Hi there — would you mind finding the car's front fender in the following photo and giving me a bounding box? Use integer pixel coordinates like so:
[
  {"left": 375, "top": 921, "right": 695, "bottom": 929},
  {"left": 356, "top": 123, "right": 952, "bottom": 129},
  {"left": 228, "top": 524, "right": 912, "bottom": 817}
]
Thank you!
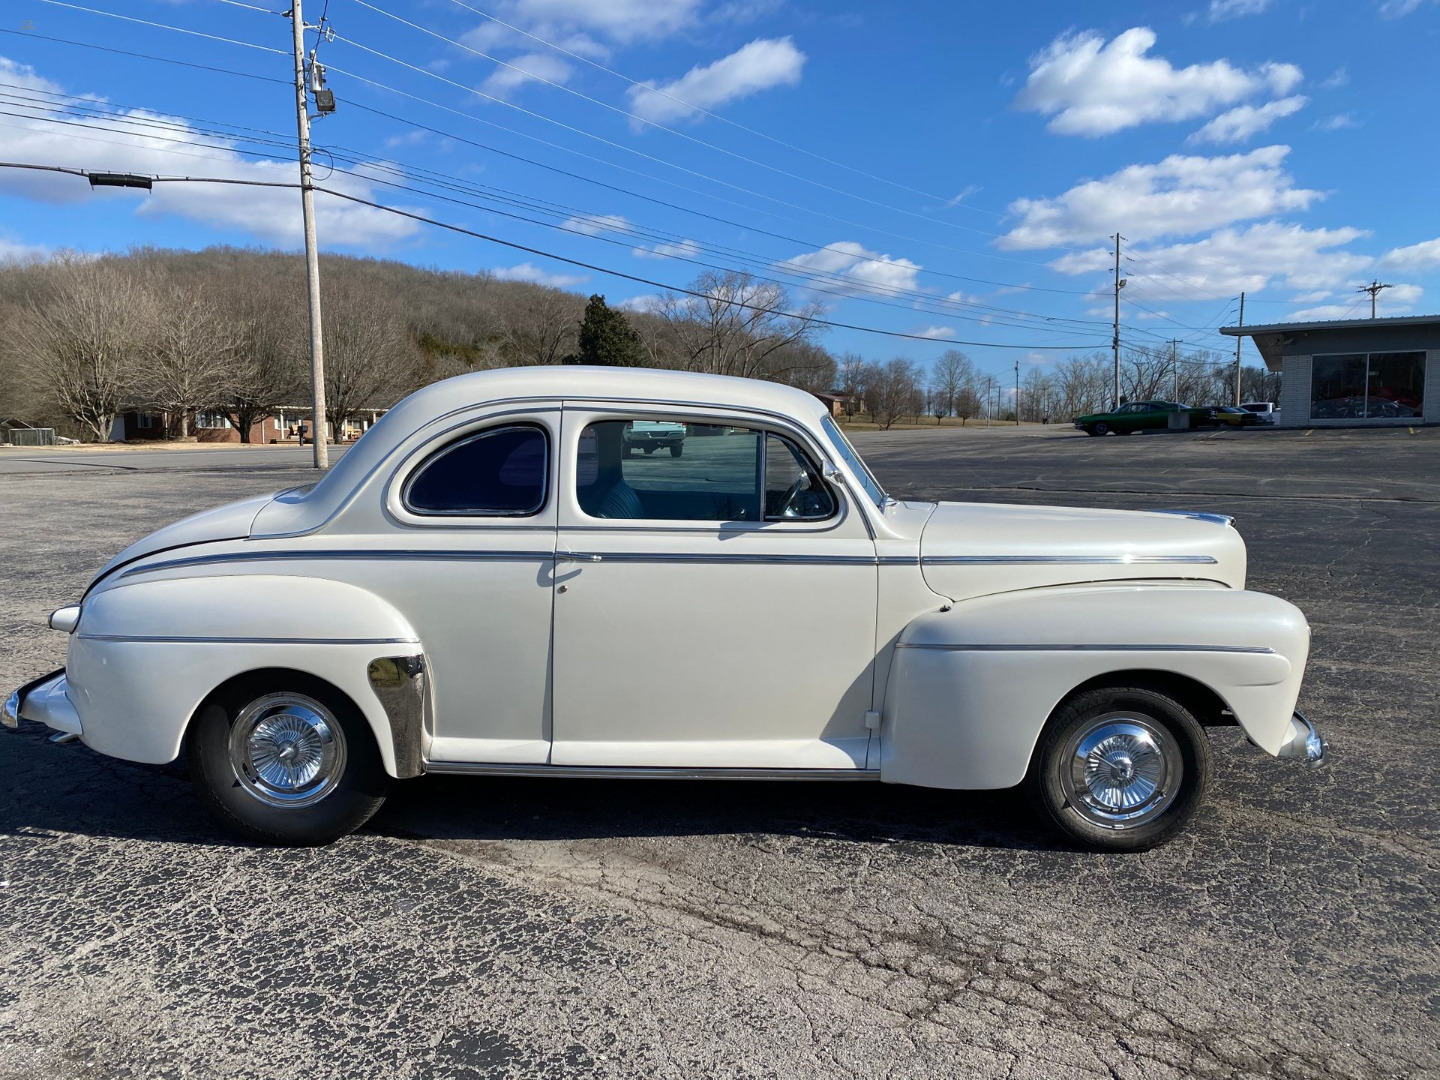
[
  {"left": 878, "top": 583, "right": 1310, "bottom": 790},
  {"left": 66, "top": 575, "right": 427, "bottom": 777}
]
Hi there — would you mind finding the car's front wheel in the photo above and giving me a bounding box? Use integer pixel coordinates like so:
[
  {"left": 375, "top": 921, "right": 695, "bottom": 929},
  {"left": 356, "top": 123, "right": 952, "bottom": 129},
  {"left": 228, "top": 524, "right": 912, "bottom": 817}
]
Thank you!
[
  {"left": 1025, "top": 684, "right": 1211, "bottom": 851},
  {"left": 187, "top": 674, "right": 389, "bottom": 845},
  {"left": 1093, "top": 421, "right": 1110, "bottom": 436}
]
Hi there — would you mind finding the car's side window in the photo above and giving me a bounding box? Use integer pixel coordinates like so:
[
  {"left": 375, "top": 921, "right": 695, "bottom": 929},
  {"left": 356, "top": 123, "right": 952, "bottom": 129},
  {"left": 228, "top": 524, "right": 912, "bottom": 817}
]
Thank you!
[
  {"left": 764, "top": 433, "right": 836, "bottom": 521},
  {"left": 404, "top": 424, "right": 548, "bottom": 516},
  {"left": 575, "top": 420, "right": 834, "bottom": 523}
]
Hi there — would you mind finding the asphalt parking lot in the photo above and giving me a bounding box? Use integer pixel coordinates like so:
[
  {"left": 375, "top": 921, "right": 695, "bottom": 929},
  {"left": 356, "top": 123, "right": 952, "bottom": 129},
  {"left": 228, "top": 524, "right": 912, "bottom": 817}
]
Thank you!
[{"left": 2, "top": 426, "right": 1437, "bottom": 1079}]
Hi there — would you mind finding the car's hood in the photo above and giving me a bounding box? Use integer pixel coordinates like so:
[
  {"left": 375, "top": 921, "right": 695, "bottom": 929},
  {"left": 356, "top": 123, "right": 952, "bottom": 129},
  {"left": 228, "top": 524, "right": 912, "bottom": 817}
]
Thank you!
[
  {"left": 918, "top": 501, "right": 1246, "bottom": 601},
  {"left": 85, "top": 491, "right": 279, "bottom": 595}
]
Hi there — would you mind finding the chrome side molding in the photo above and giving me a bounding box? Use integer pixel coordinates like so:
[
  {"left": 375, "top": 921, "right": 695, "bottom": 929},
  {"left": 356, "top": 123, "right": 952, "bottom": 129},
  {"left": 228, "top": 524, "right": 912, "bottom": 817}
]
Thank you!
[{"left": 424, "top": 762, "right": 881, "bottom": 781}]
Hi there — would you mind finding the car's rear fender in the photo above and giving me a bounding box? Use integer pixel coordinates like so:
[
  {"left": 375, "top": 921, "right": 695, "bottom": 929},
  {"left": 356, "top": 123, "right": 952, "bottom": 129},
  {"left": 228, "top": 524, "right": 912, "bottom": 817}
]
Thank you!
[
  {"left": 66, "top": 575, "right": 428, "bottom": 777},
  {"left": 877, "top": 583, "right": 1310, "bottom": 789}
]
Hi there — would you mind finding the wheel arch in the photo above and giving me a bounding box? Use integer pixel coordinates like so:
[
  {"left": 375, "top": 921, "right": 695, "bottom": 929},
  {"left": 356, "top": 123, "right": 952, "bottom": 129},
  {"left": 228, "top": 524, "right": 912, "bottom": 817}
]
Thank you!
[{"left": 1060, "top": 669, "right": 1236, "bottom": 728}]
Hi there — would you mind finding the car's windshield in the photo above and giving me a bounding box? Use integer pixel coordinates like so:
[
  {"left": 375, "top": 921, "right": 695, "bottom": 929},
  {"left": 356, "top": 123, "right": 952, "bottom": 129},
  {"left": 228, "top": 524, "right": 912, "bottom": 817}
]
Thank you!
[{"left": 821, "top": 415, "right": 887, "bottom": 508}]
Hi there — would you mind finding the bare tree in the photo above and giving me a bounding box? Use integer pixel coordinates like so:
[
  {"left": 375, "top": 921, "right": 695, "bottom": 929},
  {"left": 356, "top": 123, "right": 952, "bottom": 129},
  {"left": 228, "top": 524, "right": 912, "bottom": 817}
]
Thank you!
[
  {"left": 499, "top": 286, "right": 580, "bottom": 366},
  {"left": 658, "top": 271, "right": 821, "bottom": 380},
  {"left": 837, "top": 352, "right": 866, "bottom": 419},
  {"left": 136, "top": 284, "right": 239, "bottom": 437},
  {"left": 217, "top": 283, "right": 304, "bottom": 443},
  {"left": 8, "top": 255, "right": 152, "bottom": 441},
  {"left": 929, "top": 349, "right": 973, "bottom": 422},
  {"left": 321, "top": 277, "right": 417, "bottom": 439},
  {"left": 863, "top": 357, "right": 921, "bottom": 430}
]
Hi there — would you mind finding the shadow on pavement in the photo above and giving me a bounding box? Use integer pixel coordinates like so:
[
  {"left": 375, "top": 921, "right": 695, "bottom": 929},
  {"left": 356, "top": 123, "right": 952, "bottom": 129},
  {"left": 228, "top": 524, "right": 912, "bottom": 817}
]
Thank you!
[{"left": 1, "top": 725, "right": 1064, "bottom": 853}]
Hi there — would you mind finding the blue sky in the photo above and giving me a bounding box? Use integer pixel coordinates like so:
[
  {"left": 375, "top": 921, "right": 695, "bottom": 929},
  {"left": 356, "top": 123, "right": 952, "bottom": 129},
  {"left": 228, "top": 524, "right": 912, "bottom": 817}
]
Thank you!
[{"left": 2, "top": 0, "right": 1438, "bottom": 382}]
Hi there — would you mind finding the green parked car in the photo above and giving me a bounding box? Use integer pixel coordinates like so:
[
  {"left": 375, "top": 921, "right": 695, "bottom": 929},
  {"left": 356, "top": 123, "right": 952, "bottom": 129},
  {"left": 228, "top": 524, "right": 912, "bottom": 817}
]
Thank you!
[{"left": 1073, "top": 400, "right": 1218, "bottom": 436}]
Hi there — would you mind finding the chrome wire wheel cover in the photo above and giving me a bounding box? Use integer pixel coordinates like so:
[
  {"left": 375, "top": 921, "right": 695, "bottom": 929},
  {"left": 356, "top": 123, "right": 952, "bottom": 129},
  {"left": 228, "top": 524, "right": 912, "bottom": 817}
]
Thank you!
[
  {"left": 1058, "top": 715, "right": 1182, "bottom": 830},
  {"left": 228, "top": 693, "right": 347, "bottom": 808}
]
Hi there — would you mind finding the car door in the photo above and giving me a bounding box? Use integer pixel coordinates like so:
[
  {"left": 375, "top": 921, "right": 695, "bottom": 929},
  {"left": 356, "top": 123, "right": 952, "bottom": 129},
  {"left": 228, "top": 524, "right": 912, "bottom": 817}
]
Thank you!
[
  {"left": 549, "top": 406, "right": 880, "bottom": 770},
  {"left": 372, "top": 409, "right": 559, "bottom": 765}
]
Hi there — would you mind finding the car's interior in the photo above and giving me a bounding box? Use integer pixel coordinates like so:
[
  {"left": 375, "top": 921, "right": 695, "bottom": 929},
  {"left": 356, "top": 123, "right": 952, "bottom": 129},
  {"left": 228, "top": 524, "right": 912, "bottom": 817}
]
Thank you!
[{"left": 576, "top": 420, "right": 833, "bottom": 522}]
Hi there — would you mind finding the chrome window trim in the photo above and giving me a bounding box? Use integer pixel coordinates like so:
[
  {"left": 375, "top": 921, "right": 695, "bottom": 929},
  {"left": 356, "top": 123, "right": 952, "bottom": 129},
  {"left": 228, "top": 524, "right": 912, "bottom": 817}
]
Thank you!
[
  {"left": 400, "top": 422, "right": 550, "bottom": 519},
  {"left": 895, "top": 642, "right": 1275, "bottom": 653},
  {"left": 76, "top": 634, "right": 419, "bottom": 645},
  {"left": 554, "top": 552, "right": 881, "bottom": 566},
  {"left": 922, "top": 554, "right": 1218, "bottom": 565}
]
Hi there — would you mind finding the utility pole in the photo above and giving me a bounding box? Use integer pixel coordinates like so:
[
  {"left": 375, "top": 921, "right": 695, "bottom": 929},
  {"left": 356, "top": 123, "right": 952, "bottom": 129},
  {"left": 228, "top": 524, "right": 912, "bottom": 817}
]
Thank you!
[
  {"left": 1170, "top": 339, "right": 1181, "bottom": 402},
  {"left": 984, "top": 375, "right": 994, "bottom": 427},
  {"left": 1233, "top": 291, "right": 1245, "bottom": 406},
  {"left": 1357, "top": 280, "right": 1391, "bottom": 319},
  {"left": 1112, "top": 234, "right": 1126, "bottom": 409},
  {"left": 289, "top": 0, "right": 328, "bottom": 469},
  {"left": 1014, "top": 360, "right": 1020, "bottom": 425}
]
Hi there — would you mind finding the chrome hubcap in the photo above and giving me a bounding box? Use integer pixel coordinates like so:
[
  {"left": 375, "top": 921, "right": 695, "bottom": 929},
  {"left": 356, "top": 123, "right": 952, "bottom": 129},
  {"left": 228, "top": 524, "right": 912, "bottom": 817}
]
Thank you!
[
  {"left": 1059, "top": 716, "right": 1181, "bottom": 830},
  {"left": 228, "top": 693, "right": 346, "bottom": 808}
]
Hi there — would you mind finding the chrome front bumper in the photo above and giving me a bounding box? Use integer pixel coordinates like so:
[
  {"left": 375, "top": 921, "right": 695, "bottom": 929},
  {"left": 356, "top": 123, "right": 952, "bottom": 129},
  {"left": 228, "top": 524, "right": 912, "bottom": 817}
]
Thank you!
[
  {"left": 1275, "top": 710, "right": 1327, "bottom": 766},
  {"left": 3, "top": 669, "right": 81, "bottom": 736}
]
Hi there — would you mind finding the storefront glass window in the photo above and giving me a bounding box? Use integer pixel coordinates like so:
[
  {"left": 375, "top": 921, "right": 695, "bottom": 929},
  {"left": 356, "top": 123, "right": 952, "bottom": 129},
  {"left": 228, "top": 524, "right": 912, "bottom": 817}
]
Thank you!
[
  {"left": 1310, "top": 354, "right": 1367, "bottom": 419},
  {"left": 1367, "top": 352, "right": 1424, "bottom": 419}
]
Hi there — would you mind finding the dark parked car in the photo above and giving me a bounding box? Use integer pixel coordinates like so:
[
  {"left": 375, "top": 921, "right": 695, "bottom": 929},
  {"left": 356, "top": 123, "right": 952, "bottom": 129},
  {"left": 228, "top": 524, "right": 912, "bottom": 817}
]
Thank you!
[{"left": 1073, "top": 401, "right": 1217, "bottom": 436}]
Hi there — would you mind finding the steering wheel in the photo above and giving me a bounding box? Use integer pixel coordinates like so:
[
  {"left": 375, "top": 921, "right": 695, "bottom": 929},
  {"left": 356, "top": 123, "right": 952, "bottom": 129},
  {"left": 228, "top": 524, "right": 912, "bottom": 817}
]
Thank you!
[{"left": 777, "top": 474, "right": 809, "bottom": 518}]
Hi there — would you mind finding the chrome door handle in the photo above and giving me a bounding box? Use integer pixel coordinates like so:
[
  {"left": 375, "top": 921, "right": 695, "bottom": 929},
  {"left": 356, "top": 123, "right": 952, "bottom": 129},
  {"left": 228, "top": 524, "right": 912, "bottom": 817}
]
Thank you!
[{"left": 556, "top": 552, "right": 602, "bottom": 562}]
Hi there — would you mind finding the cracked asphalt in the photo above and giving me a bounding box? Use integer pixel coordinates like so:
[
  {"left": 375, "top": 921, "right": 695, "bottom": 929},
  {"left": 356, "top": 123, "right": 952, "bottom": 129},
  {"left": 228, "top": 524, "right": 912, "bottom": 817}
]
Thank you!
[{"left": 2, "top": 426, "right": 1437, "bottom": 1079}]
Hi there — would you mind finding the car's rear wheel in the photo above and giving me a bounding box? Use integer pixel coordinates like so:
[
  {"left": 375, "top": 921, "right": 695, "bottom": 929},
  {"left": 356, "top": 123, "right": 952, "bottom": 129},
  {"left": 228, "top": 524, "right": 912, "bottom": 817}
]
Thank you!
[
  {"left": 1025, "top": 684, "right": 1210, "bottom": 852},
  {"left": 187, "top": 674, "right": 389, "bottom": 845},
  {"left": 1093, "top": 421, "right": 1109, "bottom": 436},
  {"left": 670, "top": 443, "right": 683, "bottom": 457}
]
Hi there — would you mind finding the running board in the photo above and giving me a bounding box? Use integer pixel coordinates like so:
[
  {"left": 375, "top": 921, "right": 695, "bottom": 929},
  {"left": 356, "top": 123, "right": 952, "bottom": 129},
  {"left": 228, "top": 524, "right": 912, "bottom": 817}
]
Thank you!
[{"left": 422, "top": 762, "right": 881, "bottom": 782}]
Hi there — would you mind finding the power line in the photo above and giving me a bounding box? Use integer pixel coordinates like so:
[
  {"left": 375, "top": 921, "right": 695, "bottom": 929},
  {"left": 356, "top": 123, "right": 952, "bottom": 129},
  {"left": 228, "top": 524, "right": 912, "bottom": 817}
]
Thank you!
[
  {"left": 5, "top": 23, "right": 1100, "bottom": 302},
  {"left": 446, "top": 0, "right": 1009, "bottom": 224},
  {"left": 350, "top": 0, "right": 1010, "bottom": 243},
  {"left": 0, "top": 27, "right": 289, "bottom": 85},
  {"left": 0, "top": 85, "right": 1107, "bottom": 333},
  {"left": 0, "top": 159, "right": 1106, "bottom": 351},
  {"left": 322, "top": 35, "right": 1064, "bottom": 271},
  {"left": 34, "top": 0, "right": 287, "bottom": 55}
]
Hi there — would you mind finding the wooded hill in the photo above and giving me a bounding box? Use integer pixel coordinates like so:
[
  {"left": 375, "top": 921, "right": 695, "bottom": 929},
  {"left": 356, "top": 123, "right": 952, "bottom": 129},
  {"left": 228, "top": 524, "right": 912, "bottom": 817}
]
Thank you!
[{"left": 0, "top": 246, "right": 837, "bottom": 441}]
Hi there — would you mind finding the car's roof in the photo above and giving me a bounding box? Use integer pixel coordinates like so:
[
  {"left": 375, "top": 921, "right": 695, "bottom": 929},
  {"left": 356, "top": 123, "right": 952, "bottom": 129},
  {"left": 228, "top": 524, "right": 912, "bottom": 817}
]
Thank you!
[{"left": 397, "top": 365, "right": 829, "bottom": 419}]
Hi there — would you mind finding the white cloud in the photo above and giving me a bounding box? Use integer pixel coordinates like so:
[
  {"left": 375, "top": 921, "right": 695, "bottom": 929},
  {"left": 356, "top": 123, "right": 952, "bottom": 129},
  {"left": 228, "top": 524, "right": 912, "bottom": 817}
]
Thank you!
[
  {"left": 561, "top": 213, "right": 632, "bottom": 236},
  {"left": 462, "top": 0, "right": 704, "bottom": 52},
  {"left": 1287, "top": 303, "right": 1361, "bottom": 320},
  {"left": 490, "top": 262, "right": 588, "bottom": 287},
  {"left": 1378, "top": 0, "right": 1436, "bottom": 17},
  {"left": 1051, "top": 222, "right": 1373, "bottom": 300},
  {"left": 1189, "top": 95, "right": 1307, "bottom": 143},
  {"left": 1015, "top": 27, "right": 1302, "bottom": 136},
  {"left": 1312, "top": 112, "right": 1360, "bottom": 131},
  {"left": 616, "top": 293, "right": 660, "bottom": 312},
  {"left": 914, "top": 326, "right": 957, "bottom": 339},
  {"left": 1001, "top": 145, "right": 1320, "bottom": 250},
  {"left": 776, "top": 241, "right": 922, "bottom": 296},
  {"left": 1381, "top": 236, "right": 1440, "bottom": 271},
  {"left": 632, "top": 239, "right": 702, "bottom": 260},
  {"left": 946, "top": 184, "right": 980, "bottom": 207},
  {"left": 480, "top": 51, "right": 574, "bottom": 99},
  {"left": 1208, "top": 0, "right": 1271, "bottom": 20},
  {"left": 628, "top": 38, "right": 805, "bottom": 124},
  {"left": 0, "top": 59, "right": 416, "bottom": 249},
  {"left": 1319, "top": 67, "right": 1349, "bottom": 89},
  {"left": 0, "top": 234, "right": 47, "bottom": 263},
  {"left": 1289, "top": 289, "right": 1335, "bottom": 304}
]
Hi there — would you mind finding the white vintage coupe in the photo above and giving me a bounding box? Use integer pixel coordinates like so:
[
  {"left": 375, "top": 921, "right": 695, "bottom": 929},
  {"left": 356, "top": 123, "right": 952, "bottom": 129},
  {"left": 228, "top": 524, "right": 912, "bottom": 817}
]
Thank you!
[{"left": 4, "top": 368, "right": 1325, "bottom": 850}]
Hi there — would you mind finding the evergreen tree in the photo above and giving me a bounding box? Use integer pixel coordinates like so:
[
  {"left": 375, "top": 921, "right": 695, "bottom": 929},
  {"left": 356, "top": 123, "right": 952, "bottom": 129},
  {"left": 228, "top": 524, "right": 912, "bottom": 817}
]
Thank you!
[{"left": 570, "top": 294, "right": 646, "bottom": 367}]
